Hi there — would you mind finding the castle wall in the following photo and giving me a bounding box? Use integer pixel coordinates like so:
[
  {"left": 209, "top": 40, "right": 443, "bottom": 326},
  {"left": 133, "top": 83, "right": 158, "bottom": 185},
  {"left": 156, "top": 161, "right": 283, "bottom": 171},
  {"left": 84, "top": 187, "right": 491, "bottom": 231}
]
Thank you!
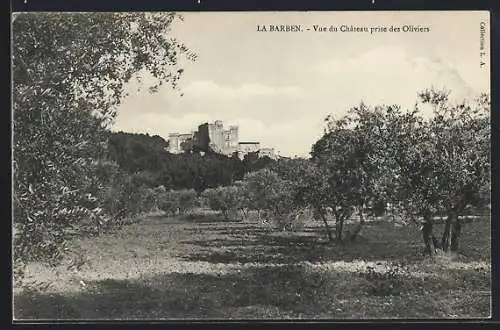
[
  {"left": 178, "top": 133, "right": 193, "bottom": 152},
  {"left": 238, "top": 142, "right": 260, "bottom": 154},
  {"left": 223, "top": 130, "right": 231, "bottom": 149},
  {"left": 259, "top": 147, "right": 276, "bottom": 159}
]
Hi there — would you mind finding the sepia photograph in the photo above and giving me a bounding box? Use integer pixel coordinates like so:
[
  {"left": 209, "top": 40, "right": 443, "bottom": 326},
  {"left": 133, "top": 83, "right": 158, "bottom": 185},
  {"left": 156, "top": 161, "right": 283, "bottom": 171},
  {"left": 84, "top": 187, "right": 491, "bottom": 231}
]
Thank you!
[{"left": 12, "top": 11, "right": 491, "bottom": 320}]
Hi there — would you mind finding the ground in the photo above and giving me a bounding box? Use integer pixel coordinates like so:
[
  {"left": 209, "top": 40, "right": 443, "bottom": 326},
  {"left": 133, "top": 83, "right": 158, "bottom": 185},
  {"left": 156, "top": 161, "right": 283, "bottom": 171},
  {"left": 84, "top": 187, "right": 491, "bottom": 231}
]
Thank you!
[{"left": 13, "top": 211, "right": 491, "bottom": 320}]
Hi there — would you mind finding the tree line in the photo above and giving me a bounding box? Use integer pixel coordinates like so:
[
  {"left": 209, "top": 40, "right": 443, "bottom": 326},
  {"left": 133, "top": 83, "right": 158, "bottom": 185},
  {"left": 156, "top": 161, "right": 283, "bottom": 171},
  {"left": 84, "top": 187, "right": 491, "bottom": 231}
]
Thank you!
[{"left": 106, "top": 131, "right": 275, "bottom": 192}]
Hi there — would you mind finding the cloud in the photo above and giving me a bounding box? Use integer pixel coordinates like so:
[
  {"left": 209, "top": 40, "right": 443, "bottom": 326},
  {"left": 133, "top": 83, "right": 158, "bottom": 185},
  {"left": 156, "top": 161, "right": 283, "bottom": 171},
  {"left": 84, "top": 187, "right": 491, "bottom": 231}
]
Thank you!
[
  {"left": 228, "top": 116, "right": 326, "bottom": 157},
  {"left": 113, "top": 42, "right": 487, "bottom": 158},
  {"left": 311, "top": 45, "right": 478, "bottom": 111},
  {"left": 182, "top": 80, "right": 304, "bottom": 99}
]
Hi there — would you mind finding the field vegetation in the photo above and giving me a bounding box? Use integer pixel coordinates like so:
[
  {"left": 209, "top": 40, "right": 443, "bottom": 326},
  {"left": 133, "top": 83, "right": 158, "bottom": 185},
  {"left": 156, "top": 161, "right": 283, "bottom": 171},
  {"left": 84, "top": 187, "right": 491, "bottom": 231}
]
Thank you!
[{"left": 14, "top": 211, "right": 490, "bottom": 319}]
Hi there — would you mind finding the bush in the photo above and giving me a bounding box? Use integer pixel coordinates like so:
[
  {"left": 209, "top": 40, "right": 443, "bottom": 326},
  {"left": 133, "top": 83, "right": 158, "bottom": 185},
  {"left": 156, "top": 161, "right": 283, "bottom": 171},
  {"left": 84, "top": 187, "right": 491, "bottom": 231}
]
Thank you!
[
  {"left": 202, "top": 186, "right": 242, "bottom": 221},
  {"left": 177, "top": 189, "right": 198, "bottom": 214},
  {"left": 138, "top": 186, "right": 157, "bottom": 213},
  {"left": 99, "top": 171, "right": 157, "bottom": 227},
  {"left": 157, "top": 189, "right": 198, "bottom": 216},
  {"left": 244, "top": 168, "right": 297, "bottom": 227}
]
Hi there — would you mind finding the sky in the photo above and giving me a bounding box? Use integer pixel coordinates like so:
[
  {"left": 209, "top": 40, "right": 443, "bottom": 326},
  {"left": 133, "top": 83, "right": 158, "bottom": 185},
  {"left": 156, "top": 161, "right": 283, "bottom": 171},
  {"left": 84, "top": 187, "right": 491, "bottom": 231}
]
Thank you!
[{"left": 112, "top": 11, "right": 490, "bottom": 157}]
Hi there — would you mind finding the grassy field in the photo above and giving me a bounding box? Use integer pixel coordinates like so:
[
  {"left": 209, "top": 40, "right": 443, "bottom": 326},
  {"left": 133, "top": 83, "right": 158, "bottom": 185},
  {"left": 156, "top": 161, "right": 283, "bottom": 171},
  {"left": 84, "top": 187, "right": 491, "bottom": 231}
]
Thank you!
[{"left": 13, "top": 211, "right": 491, "bottom": 320}]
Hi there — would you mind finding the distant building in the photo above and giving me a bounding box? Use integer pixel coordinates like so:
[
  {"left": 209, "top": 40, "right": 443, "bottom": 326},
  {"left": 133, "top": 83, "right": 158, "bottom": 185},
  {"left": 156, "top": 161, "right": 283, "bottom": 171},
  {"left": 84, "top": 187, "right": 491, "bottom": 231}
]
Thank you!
[
  {"left": 234, "top": 142, "right": 259, "bottom": 160},
  {"left": 167, "top": 120, "right": 274, "bottom": 159},
  {"left": 259, "top": 147, "right": 276, "bottom": 159},
  {"left": 196, "top": 121, "right": 239, "bottom": 155},
  {"left": 167, "top": 133, "right": 180, "bottom": 153},
  {"left": 238, "top": 141, "right": 260, "bottom": 153},
  {"left": 167, "top": 132, "right": 195, "bottom": 154}
]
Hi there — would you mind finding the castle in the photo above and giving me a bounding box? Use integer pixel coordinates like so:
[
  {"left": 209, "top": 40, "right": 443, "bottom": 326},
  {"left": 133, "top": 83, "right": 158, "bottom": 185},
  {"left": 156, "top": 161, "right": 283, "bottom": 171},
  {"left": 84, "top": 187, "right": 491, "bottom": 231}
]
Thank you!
[{"left": 167, "top": 120, "right": 276, "bottom": 159}]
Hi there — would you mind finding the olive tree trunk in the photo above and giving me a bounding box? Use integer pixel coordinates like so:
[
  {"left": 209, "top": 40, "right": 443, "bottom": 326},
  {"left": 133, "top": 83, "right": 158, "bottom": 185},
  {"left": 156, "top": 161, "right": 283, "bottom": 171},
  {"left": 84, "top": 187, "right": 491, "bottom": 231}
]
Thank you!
[
  {"left": 422, "top": 214, "right": 437, "bottom": 255},
  {"left": 442, "top": 211, "right": 457, "bottom": 252},
  {"left": 335, "top": 215, "right": 344, "bottom": 242},
  {"left": 348, "top": 209, "right": 366, "bottom": 242},
  {"left": 450, "top": 217, "right": 462, "bottom": 252},
  {"left": 317, "top": 208, "right": 334, "bottom": 242}
]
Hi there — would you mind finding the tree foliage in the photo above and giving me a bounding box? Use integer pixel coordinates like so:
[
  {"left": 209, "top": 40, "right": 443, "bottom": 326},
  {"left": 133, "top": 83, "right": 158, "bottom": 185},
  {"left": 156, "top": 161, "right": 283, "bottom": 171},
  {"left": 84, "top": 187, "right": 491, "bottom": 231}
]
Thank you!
[
  {"left": 157, "top": 189, "right": 198, "bottom": 216},
  {"left": 106, "top": 131, "right": 277, "bottom": 192},
  {"left": 309, "top": 89, "right": 490, "bottom": 251},
  {"left": 12, "top": 12, "right": 195, "bottom": 273},
  {"left": 243, "top": 168, "right": 302, "bottom": 230},
  {"left": 393, "top": 89, "right": 490, "bottom": 253},
  {"left": 202, "top": 186, "right": 242, "bottom": 221}
]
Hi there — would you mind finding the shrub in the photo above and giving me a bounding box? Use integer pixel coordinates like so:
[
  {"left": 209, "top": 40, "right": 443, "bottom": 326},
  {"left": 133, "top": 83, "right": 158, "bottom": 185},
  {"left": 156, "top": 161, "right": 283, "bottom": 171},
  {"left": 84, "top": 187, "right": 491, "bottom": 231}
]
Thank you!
[
  {"left": 202, "top": 186, "right": 242, "bottom": 221},
  {"left": 245, "top": 169, "right": 295, "bottom": 215},
  {"left": 14, "top": 159, "right": 108, "bottom": 268},
  {"left": 177, "top": 189, "right": 198, "bottom": 214},
  {"left": 157, "top": 191, "right": 178, "bottom": 215},
  {"left": 157, "top": 189, "right": 198, "bottom": 216},
  {"left": 99, "top": 171, "right": 156, "bottom": 227}
]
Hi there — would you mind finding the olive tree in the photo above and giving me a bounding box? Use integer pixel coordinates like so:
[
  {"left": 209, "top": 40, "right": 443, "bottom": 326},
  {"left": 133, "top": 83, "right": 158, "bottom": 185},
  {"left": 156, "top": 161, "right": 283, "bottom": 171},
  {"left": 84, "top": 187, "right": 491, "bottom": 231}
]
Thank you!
[
  {"left": 12, "top": 12, "right": 195, "bottom": 278},
  {"left": 202, "top": 186, "right": 242, "bottom": 221},
  {"left": 414, "top": 89, "right": 489, "bottom": 253},
  {"left": 381, "top": 89, "right": 490, "bottom": 254},
  {"left": 157, "top": 189, "right": 198, "bottom": 216},
  {"left": 244, "top": 168, "right": 298, "bottom": 230},
  {"left": 311, "top": 103, "right": 384, "bottom": 241},
  {"left": 272, "top": 157, "right": 333, "bottom": 239}
]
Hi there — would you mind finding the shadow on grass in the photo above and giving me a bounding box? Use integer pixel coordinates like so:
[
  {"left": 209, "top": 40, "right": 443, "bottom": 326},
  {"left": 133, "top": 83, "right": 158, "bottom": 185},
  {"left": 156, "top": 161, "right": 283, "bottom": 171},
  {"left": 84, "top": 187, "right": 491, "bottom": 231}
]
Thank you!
[
  {"left": 145, "top": 211, "right": 237, "bottom": 225},
  {"left": 14, "top": 263, "right": 491, "bottom": 320},
  {"left": 13, "top": 265, "right": 323, "bottom": 320},
  {"left": 180, "top": 218, "right": 491, "bottom": 264},
  {"left": 180, "top": 222, "right": 424, "bottom": 264}
]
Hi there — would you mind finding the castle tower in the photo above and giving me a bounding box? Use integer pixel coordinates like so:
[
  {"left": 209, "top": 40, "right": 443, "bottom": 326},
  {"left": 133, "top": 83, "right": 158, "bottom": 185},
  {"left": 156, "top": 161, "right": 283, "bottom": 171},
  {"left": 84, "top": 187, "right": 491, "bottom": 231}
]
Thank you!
[
  {"left": 209, "top": 120, "right": 225, "bottom": 152},
  {"left": 196, "top": 123, "right": 210, "bottom": 151},
  {"left": 229, "top": 125, "right": 239, "bottom": 147},
  {"left": 168, "top": 133, "right": 180, "bottom": 153}
]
